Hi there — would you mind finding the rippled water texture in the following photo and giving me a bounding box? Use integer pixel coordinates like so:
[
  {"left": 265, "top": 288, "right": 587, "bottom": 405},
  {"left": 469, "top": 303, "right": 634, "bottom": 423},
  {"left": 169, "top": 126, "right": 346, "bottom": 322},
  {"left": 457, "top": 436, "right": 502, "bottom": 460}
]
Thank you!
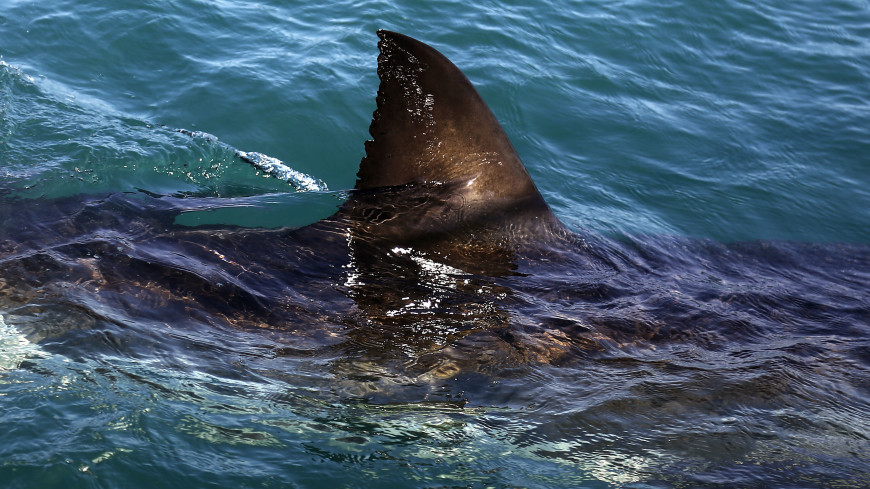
[{"left": 2, "top": 1, "right": 869, "bottom": 488}]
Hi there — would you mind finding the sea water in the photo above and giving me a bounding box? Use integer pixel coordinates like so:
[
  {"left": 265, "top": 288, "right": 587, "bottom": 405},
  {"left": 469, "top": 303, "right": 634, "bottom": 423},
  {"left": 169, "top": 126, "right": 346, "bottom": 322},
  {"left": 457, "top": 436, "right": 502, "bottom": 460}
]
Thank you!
[{"left": 1, "top": 1, "right": 869, "bottom": 487}]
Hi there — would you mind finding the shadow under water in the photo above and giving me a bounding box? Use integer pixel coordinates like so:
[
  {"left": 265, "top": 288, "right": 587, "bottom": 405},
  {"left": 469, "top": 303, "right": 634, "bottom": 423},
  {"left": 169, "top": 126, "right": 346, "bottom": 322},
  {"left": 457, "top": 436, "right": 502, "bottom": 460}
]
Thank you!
[{"left": 0, "top": 189, "right": 868, "bottom": 487}]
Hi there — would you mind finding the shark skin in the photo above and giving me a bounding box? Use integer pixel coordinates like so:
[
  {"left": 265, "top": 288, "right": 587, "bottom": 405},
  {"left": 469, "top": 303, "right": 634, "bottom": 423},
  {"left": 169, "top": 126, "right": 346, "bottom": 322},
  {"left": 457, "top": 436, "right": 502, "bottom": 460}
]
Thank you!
[{"left": 0, "top": 31, "right": 867, "bottom": 394}]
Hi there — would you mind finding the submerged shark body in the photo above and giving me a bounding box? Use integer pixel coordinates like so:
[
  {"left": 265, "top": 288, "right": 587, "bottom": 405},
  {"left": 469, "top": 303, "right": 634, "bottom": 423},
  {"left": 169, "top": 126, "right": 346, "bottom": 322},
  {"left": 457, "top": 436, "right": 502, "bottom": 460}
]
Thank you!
[{"left": 0, "top": 31, "right": 868, "bottom": 393}]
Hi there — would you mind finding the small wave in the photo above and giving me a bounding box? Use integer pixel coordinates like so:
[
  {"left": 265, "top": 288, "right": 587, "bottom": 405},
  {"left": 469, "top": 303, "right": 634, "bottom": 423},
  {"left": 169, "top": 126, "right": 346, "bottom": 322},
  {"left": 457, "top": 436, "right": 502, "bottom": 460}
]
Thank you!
[
  {"left": 0, "top": 59, "right": 36, "bottom": 84},
  {"left": 0, "top": 314, "right": 49, "bottom": 371},
  {"left": 236, "top": 151, "right": 327, "bottom": 192},
  {"left": 175, "top": 128, "right": 327, "bottom": 192}
]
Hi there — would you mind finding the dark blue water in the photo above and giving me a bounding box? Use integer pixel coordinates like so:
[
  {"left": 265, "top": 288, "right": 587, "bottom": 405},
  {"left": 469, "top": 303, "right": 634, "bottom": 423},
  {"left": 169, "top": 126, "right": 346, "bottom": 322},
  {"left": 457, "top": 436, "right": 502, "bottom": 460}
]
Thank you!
[{"left": 2, "top": 1, "right": 869, "bottom": 488}]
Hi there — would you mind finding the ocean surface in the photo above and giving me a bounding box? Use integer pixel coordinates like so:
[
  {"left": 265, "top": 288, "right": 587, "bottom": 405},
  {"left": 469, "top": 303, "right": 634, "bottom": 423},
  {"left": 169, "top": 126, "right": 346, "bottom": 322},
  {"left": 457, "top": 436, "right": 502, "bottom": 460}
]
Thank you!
[{"left": 1, "top": 1, "right": 869, "bottom": 488}]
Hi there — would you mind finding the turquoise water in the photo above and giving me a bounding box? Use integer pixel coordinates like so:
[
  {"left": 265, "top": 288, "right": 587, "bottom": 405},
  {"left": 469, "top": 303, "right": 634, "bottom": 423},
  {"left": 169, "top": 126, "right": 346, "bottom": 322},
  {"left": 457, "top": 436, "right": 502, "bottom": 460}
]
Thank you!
[{"left": 2, "top": 1, "right": 869, "bottom": 488}]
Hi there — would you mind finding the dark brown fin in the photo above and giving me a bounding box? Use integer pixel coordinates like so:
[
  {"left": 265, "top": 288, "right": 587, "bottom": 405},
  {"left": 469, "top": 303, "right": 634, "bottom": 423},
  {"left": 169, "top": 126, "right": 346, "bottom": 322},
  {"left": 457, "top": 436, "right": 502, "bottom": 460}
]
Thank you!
[{"left": 356, "top": 30, "right": 545, "bottom": 208}]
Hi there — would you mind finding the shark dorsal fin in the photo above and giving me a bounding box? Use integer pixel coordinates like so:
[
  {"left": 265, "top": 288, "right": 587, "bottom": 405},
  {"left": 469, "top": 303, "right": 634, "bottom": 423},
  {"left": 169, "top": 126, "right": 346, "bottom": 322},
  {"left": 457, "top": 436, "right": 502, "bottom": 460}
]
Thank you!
[{"left": 356, "top": 31, "right": 545, "bottom": 209}]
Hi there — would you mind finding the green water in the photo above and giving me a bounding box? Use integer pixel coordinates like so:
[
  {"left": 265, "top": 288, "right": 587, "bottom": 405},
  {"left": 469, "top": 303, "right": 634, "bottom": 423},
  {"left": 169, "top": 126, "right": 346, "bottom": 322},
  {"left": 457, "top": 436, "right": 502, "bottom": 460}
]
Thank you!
[
  {"left": 1, "top": 1, "right": 869, "bottom": 488},
  {"left": 3, "top": 0, "right": 868, "bottom": 241}
]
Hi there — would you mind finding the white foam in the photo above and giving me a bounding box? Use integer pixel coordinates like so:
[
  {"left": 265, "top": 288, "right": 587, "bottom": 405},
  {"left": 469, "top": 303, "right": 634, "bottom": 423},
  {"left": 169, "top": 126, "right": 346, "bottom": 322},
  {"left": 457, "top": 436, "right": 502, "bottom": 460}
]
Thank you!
[
  {"left": 175, "top": 128, "right": 327, "bottom": 192},
  {"left": 0, "top": 314, "right": 48, "bottom": 371},
  {"left": 237, "top": 151, "right": 327, "bottom": 192}
]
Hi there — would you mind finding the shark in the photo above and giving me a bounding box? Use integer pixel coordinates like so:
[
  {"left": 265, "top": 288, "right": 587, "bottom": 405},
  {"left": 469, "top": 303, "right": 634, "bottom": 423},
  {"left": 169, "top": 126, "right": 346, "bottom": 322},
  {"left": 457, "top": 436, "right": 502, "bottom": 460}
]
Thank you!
[
  {"left": 2, "top": 30, "right": 868, "bottom": 487},
  {"left": 0, "top": 30, "right": 867, "bottom": 394}
]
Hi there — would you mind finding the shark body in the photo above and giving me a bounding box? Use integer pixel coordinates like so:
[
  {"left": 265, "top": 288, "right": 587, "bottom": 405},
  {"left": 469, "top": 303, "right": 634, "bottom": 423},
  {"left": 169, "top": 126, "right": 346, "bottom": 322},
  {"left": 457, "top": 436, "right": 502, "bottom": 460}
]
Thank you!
[{"left": 0, "top": 31, "right": 867, "bottom": 392}]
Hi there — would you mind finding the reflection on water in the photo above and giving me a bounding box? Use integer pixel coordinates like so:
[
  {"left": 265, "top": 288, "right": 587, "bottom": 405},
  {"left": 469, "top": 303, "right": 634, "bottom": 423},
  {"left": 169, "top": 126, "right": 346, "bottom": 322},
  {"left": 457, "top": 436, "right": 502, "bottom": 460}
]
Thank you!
[{"left": 1, "top": 191, "right": 869, "bottom": 487}]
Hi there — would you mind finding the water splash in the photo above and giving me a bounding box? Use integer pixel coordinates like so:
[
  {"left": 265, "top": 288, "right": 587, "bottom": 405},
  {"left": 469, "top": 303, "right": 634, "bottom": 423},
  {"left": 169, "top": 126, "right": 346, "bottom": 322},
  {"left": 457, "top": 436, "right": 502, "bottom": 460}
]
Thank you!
[
  {"left": 0, "top": 314, "right": 49, "bottom": 371},
  {"left": 176, "top": 128, "right": 327, "bottom": 192},
  {"left": 236, "top": 151, "right": 328, "bottom": 192}
]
